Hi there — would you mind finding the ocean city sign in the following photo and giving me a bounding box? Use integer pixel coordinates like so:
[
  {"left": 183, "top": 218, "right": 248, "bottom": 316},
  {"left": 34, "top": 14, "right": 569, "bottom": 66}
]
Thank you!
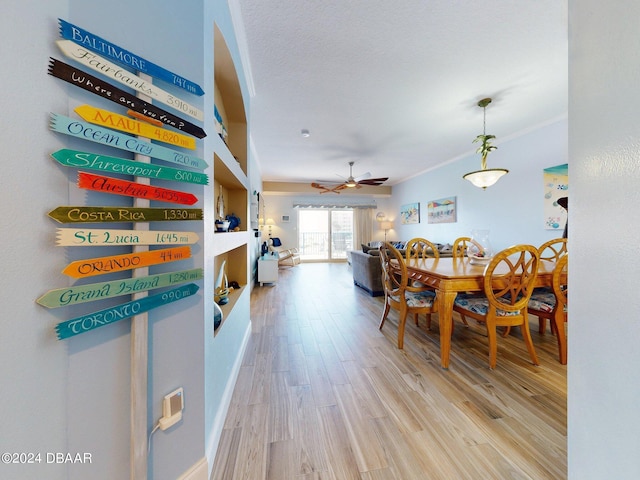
[
  {"left": 37, "top": 268, "right": 203, "bottom": 308},
  {"left": 55, "top": 283, "right": 200, "bottom": 340},
  {"left": 56, "top": 228, "right": 199, "bottom": 247},
  {"left": 51, "top": 149, "right": 208, "bottom": 185},
  {"left": 77, "top": 172, "right": 198, "bottom": 205},
  {"left": 50, "top": 114, "right": 207, "bottom": 170},
  {"left": 48, "top": 206, "right": 203, "bottom": 224}
]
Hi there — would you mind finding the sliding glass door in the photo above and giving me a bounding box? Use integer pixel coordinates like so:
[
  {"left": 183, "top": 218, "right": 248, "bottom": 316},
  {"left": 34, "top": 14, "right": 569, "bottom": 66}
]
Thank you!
[{"left": 298, "top": 209, "right": 353, "bottom": 261}]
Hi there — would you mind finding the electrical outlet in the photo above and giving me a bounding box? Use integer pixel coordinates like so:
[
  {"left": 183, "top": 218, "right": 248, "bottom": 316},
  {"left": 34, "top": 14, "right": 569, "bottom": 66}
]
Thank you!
[{"left": 158, "top": 387, "right": 184, "bottom": 431}]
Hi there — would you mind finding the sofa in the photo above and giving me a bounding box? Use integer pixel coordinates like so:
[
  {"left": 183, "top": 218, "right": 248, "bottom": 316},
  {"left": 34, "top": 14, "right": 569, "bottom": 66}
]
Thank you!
[{"left": 350, "top": 241, "right": 454, "bottom": 296}]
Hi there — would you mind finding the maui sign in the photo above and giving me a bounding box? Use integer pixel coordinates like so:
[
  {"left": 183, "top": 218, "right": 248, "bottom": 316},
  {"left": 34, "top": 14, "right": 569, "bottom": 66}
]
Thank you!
[{"left": 55, "top": 283, "right": 200, "bottom": 340}]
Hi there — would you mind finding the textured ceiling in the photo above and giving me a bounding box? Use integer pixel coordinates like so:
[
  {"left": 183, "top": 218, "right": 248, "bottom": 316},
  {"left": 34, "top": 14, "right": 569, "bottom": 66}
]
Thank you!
[{"left": 235, "top": 0, "right": 568, "bottom": 188}]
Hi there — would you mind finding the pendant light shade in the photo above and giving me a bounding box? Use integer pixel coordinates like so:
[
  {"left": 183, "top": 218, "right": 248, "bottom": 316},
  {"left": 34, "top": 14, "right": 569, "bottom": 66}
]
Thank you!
[{"left": 463, "top": 98, "right": 508, "bottom": 189}]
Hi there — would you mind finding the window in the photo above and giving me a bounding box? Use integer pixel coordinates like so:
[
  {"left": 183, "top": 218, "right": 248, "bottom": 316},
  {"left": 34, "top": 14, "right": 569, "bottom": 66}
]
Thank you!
[{"left": 298, "top": 209, "right": 353, "bottom": 260}]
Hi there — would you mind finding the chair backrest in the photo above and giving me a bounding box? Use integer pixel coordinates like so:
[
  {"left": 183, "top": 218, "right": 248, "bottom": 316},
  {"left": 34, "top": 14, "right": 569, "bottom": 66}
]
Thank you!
[
  {"left": 538, "top": 238, "right": 567, "bottom": 261},
  {"left": 552, "top": 253, "right": 568, "bottom": 309},
  {"left": 452, "top": 237, "right": 471, "bottom": 259},
  {"left": 405, "top": 237, "right": 440, "bottom": 261},
  {"left": 380, "top": 242, "right": 407, "bottom": 297},
  {"left": 483, "top": 244, "right": 540, "bottom": 313}
]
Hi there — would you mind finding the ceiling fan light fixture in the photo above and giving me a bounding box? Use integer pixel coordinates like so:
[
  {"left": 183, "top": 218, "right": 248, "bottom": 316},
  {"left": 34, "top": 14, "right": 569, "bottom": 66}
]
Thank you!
[{"left": 463, "top": 97, "right": 508, "bottom": 189}]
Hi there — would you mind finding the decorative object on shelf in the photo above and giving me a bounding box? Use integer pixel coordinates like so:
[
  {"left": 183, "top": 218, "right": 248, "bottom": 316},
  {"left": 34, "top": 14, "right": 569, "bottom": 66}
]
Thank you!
[
  {"left": 467, "top": 229, "right": 493, "bottom": 265},
  {"left": 463, "top": 98, "right": 509, "bottom": 189},
  {"left": 213, "top": 302, "right": 223, "bottom": 330},
  {"left": 214, "top": 105, "right": 228, "bottom": 143},
  {"left": 400, "top": 203, "right": 420, "bottom": 224},
  {"left": 215, "top": 220, "right": 230, "bottom": 232},
  {"left": 215, "top": 260, "right": 229, "bottom": 305},
  {"left": 380, "top": 221, "right": 393, "bottom": 242},
  {"left": 261, "top": 242, "right": 269, "bottom": 256},
  {"left": 226, "top": 213, "right": 241, "bottom": 231},
  {"left": 427, "top": 196, "right": 457, "bottom": 224},
  {"left": 216, "top": 184, "right": 225, "bottom": 222}
]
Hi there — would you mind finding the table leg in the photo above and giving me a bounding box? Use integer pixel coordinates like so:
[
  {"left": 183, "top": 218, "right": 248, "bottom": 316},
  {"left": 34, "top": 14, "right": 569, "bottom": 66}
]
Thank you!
[{"left": 438, "top": 289, "right": 457, "bottom": 369}]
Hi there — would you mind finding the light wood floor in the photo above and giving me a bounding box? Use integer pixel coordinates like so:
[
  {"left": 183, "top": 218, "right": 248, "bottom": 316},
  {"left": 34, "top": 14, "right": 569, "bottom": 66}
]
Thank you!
[{"left": 210, "top": 263, "right": 567, "bottom": 480}]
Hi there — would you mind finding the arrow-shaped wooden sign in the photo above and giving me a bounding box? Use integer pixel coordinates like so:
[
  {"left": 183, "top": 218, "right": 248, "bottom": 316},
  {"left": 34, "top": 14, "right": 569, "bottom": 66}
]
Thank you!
[
  {"left": 62, "top": 246, "right": 191, "bottom": 279},
  {"left": 77, "top": 172, "right": 198, "bottom": 205},
  {"left": 58, "top": 19, "right": 204, "bottom": 96},
  {"left": 50, "top": 114, "right": 208, "bottom": 170},
  {"left": 55, "top": 283, "right": 200, "bottom": 339},
  {"left": 48, "top": 58, "right": 206, "bottom": 138},
  {"left": 75, "top": 105, "right": 196, "bottom": 150},
  {"left": 56, "top": 39, "right": 204, "bottom": 121},
  {"left": 56, "top": 228, "right": 199, "bottom": 246},
  {"left": 48, "top": 206, "right": 203, "bottom": 224},
  {"left": 37, "top": 268, "right": 203, "bottom": 308},
  {"left": 51, "top": 149, "right": 208, "bottom": 185}
]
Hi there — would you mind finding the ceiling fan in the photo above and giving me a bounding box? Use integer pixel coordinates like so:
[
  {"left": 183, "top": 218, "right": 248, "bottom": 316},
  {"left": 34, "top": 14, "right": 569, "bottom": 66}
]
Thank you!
[{"left": 311, "top": 161, "right": 388, "bottom": 194}]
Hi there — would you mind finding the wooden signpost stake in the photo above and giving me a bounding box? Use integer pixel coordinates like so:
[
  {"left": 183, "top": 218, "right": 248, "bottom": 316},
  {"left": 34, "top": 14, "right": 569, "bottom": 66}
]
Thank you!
[{"left": 55, "top": 283, "right": 200, "bottom": 340}]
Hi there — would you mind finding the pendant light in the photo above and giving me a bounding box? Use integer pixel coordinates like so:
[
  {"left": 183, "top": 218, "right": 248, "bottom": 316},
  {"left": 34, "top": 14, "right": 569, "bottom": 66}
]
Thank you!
[{"left": 463, "top": 98, "right": 508, "bottom": 189}]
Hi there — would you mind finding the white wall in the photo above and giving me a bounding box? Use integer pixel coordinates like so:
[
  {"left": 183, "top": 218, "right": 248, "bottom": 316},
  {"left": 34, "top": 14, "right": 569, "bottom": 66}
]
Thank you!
[{"left": 569, "top": 1, "right": 640, "bottom": 478}]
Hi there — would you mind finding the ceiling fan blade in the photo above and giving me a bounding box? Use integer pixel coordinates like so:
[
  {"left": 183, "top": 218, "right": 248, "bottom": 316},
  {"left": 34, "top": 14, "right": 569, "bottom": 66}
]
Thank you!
[
  {"left": 358, "top": 177, "right": 389, "bottom": 186},
  {"left": 354, "top": 172, "right": 371, "bottom": 182}
]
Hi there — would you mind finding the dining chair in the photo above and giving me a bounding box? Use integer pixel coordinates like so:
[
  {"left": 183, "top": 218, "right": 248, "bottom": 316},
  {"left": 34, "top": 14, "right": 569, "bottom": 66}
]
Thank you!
[
  {"left": 527, "top": 254, "right": 568, "bottom": 364},
  {"left": 452, "top": 236, "right": 471, "bottom": 259},
  {"left": 532, "top": 237, "right": 567, "bottom": 333},
  {"left": 405, "top": 237, "right": 440, "bottom": 261},
  {"left": 379, "top": 242, "right": 438, "bottom": 349},
  {"left": 452, "top": 244, "right": 540, "bottom": 369}
]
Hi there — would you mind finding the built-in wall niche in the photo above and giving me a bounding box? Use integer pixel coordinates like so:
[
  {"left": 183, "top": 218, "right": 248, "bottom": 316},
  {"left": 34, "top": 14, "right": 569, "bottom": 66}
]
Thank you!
[
  {"left": 214, "top": 24, "right": 247, "bottom": 176},
  {"left": 213, "top": 153, "right": 247, "bottom": 232},
  {"left": 213, "top": 244, "right": 247, "bottom": 333}
]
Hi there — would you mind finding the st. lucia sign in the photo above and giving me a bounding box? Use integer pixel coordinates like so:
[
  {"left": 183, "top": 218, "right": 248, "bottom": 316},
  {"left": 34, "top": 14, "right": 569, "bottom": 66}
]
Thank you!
[
  {"left": 77, "top": 172, "right": 198, "bottom": 205},
  {"left": 51, "top": 149, "right": 208, "bottom": 185},
  {"left": 50, "top": 114, "right": 207, "bottom": 170},
  {"left": 55, "top": 283, "right": 200, "bottom": 339},
  {"left": 56, "top": 40, "right": 204, "bottom": 121},
  {"left": 37, "top": 268, "right": 203, "bottom": 308},
  {"left": 56, "top": 228, "right": 199, "bottom": 247},
  {"left": 62, "top": 246, "right": 191, "bottom": 279},
  {"left": 48, "top": 206, "right": 203, "bottom": 224},
  {"left": 58, "top": 19, "right": 204, "bottom": 96},
  {"left": 48, "top": 59, "right": 206, "bottom": 138},
  {"left": 75, "top": 105, "right": 196, "bottom": 150}
]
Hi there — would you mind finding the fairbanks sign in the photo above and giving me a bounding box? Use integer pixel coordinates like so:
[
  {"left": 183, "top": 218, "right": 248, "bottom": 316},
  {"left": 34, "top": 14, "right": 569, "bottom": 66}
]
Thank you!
[
  {"left": 37, "top": 268, "right": 203, "bottom": 308},
  {"left": 48, "top": 206, "right": 203, "bottom": 224},
  {"left": 62, "top": 246, "right": 191, "bottom": 279},
  {"left": 50, "top": 114, "right": 207, "bottom": 170},
  {"left": 48, "top": 58, "right": 206, "bottom": 138},
  {"left": 51, "top": 149, "right": 208, "bottom": 185},
  {"left": 77, "top": 172, "right": 198, "bottom": 205},
  {"left": 56, "top": 39, "right": 204, "bottom": 121},
  {"left": 55, "top": 283, "right": 200, "bottom": 340},
  {"left": 59, "top": 19, "right": 204, "bottom": 96}
]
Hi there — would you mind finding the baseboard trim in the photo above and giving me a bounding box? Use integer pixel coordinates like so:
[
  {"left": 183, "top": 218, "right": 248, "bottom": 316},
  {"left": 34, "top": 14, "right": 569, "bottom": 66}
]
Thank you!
[{"left": 178, "top": 456, "right": 208, "bottom": 480}]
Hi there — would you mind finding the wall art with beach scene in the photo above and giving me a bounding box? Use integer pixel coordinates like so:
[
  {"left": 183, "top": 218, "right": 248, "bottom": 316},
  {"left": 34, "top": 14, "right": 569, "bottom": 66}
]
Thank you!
[
  {"left": 427, "top": 196, "right": 457, "bottom": 224},
  {"left": 400, "top": 202, "right": 420, "bottom": 224},
  {"left": 543, "top": 164, "right": 568, "bottom": 231}
]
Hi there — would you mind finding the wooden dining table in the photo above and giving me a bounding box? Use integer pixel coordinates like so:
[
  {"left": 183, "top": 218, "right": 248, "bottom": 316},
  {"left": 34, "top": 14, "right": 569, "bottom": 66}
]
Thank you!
[{"left": 402, "top": 256, "right": 556, "bottom": 369}]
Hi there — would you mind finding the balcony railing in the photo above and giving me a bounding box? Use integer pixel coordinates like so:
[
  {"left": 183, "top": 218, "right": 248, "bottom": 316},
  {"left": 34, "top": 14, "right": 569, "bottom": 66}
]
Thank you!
[{"left": 299, "top": 232, "right": 353, "bottom": 260}]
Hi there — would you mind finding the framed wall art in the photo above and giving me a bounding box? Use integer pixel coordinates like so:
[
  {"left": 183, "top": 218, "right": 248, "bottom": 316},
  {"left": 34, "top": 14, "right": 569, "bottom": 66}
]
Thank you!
[
  {"left": 400, "top": 202, "right": 420, "bottom": 224},
  {"left": 543, "top": 164, "right": 568, "bottom": 231},
  {"left": 427, "top": 196, "right": 457, "bottom": 224}
]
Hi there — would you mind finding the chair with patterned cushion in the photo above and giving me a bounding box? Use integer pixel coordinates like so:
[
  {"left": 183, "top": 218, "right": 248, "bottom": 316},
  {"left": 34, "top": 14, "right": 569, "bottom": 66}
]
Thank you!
[
  {"left": 379, "top": 242, "right": 437, "bottom": 349},
  {"left": 528, "top": 254, "right": 568, "bottom": 364},
  {"left": 452, "top": 236, "right": 472, "bottom": 259},
  {"left": 452, "top": 244, "right": 540, "bottom": 369},
  {"left": 532, "top": 238, "right": 567, "bottom": 333}
]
